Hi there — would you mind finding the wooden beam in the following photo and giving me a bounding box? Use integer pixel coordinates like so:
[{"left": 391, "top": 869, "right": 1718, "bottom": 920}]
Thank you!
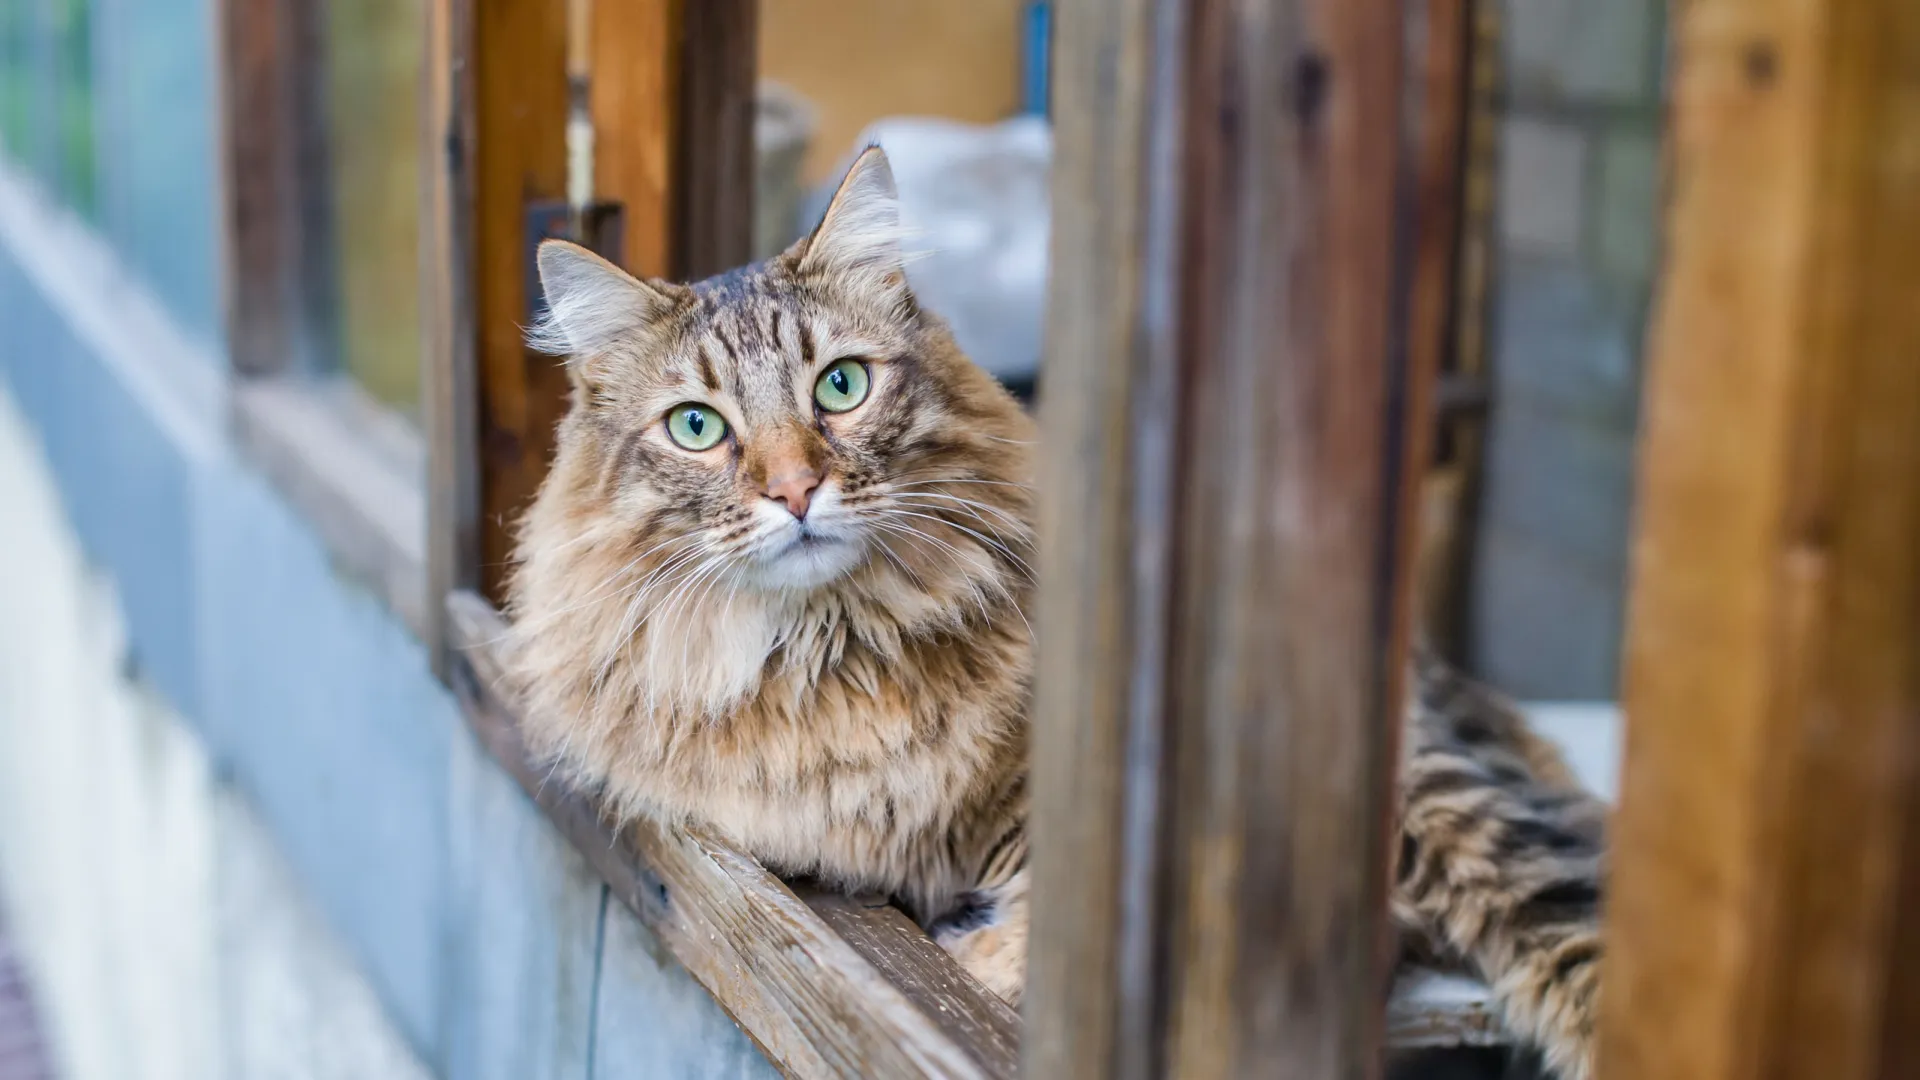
[
  {"left": 426, "top": 0, "right": 757, "bottom": 614},
  {"left": 422, "top": 0, "right": 480, "bottom": 676},
  {"left": 1600, "top": 1, "right": 1920, "bottom": 1077},
  {"left": 1402, "top": 0, "right": 1475, "bottom": 650},
  {"left": 217, "top": 0, "right": 332, "bottom": 377},
  {"left": 588, "top": 0, "right": 677, "bottom": 279},
  {"left": 1027, "top": 0, "right": 1424, "bottom": 1076},
  {"left": 671, "top": 0, "right": 758, "bottom": 280},
  {"left": 467, "top": 0, "right": 570, "bottom": 607}
]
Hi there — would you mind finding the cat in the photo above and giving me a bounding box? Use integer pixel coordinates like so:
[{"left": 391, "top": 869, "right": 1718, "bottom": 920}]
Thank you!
[{"left": 506, "top": 146, "right": 1605, "bottom": 1080}]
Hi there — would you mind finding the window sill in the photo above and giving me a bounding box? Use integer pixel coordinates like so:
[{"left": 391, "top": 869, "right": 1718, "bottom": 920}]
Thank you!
[
  {"left": 233, "top": 376, "right": 429, "bottom": 638},
  {"left": 444, "top": 591, "right": 1508, "bottom": 1078}
]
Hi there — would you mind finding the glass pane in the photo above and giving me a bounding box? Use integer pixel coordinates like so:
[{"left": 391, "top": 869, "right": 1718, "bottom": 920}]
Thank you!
[
  {"left": 92, "top": 0, "right": 221, "bottom": 344},
  {"left": 0, "top": 5, "right": 29, "bottom": 158},
  {"left": 318, "top": 0, "right": 424, "bottom": 413},
  {"left": 50, "top": 0, "right": 93, "bottom": 216},
  {"left": 0, "top": 0, "right": 96, "bottom": 216}
]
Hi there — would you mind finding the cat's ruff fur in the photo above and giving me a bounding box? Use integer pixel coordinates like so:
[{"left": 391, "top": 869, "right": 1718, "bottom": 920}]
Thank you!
[{"left": 506, "top": 146, "right": 1605, "bottom": 1077}]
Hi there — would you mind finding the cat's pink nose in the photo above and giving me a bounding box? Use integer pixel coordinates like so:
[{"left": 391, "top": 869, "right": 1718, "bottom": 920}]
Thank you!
[{"left": 764, "top": 468, "right": 822, "bottom": 519}]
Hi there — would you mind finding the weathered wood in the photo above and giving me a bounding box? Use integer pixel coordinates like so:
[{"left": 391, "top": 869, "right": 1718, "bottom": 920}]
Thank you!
[
  {"left": 671, "top": 0, "right": 758, "bottom": 281},
  {"left": 801, "top": 890, "right": 1022, "bottom": 1078},
  {"left": 1029, "top": 0, "right": 1425, "bottom": 1077},
  {"left": 217, "top": 0, "right": 332, "bottom": 377},
  {"left": 1403, "top": 0, "right": 1474, "bottom": 650},
  {"left": 421, "top": 0, "right": 481, "bottom": 677},
  {"left": 217, "top": 0, "right": 293, "bottom": 376},
  {"left": 588, "top": 0, "right": 676, "bottom": 278},
  {"left": 446, "top": 591, "right": 1021, "bottom": 1080},
  {"left": 446, "top": 0, "right": 755, "bottom": 610},
  {"left": 469, "top": 0, "right": 570, "bottom": 607},
  {"left": 1600, "top": 1, "right": 1920, "bottom": 1077}
]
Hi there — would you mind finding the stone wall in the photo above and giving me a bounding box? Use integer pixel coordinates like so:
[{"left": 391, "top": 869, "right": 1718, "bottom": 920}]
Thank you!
[{"left": 1470, "top": 0, "right": 1666, "bottom": 699}]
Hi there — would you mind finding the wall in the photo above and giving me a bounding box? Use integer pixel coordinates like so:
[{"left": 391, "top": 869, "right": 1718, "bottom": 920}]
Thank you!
[
  {"left": 1470, "top": 0, "right": 1666, "bottom": 698},
  {"left": 0, "top": 162, "right": 775, "bottom": 1080},
  {"left": 0, "top": 400, "right": 431, "bottom": 1078}
]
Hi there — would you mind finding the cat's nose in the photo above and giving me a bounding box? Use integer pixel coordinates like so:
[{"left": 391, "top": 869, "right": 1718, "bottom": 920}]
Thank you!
[{"left": 763, "top": 468, "right": 823, "bottom": 519}]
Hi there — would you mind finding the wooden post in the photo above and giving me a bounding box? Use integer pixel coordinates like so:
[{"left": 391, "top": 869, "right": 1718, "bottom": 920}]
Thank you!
[
  {"left": 422, "top": 0, "right": 756, "bottom": 632},
  {"left": 1600, "top": 1, "right": 1920, "bottom": 1077},
  {"left": 217, "top": 0, "right": 332, "bottom": 377},
  {"left": 1026, "top": 0, "right": 1428, "bottom": 1075}
]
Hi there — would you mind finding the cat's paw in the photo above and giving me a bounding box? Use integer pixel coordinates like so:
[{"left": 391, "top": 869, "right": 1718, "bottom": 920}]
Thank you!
[{"left": 1495, "top": 931, "right": 1600, "bottom": 1080}]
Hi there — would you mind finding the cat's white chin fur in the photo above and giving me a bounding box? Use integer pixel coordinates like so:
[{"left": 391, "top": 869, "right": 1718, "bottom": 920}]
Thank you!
[{"left": 744, "top": 487, "right": 868, "bottom": 592}]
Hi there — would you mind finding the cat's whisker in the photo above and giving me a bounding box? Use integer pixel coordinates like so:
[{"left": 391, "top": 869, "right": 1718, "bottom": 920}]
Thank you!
[
  {"left": 591, "top": 541, "right": 716, "bottom": 693},
  {"left": 489, "top": 532, "right": 698, "bottom": 647},
  {"left": 889, "top": 491, "right": 1032, "bottom": 536},
  {"left": 664, "top": 554, "right": 749, "bottom": 716},
  {"left": 874, "top": 507, "right": 1038, "bottom": 583},
  {"left": 890, "top": 476, "right": 1034, "bottom": 495},
  {"left": 864, "top": 519, "right": 1000, "bottom": 627}
]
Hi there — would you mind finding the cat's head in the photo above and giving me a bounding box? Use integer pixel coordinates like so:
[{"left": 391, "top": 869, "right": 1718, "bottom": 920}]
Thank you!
[{"left": 522, "top": 147, "right": 1033, "bottom": 608}]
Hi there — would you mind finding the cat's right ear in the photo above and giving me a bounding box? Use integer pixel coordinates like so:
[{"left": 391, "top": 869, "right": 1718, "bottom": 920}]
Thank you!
[{"left": 528, "top": 240, "right": 679, "bottom": 360}]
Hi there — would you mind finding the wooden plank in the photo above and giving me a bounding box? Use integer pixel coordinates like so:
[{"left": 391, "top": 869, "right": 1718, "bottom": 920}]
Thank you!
[
  {"left": 443, "top": 0, "right": 755, "bottom": 610},
  {"left": 469, "top": 0, "right": 569, "bottom": 607},
  {"left": 671, "top": 0, "right": 758, "bottom": 280},
  {"left": 1599, "top": 1, "right": 1920, "bottom": 1077},
  {"left": 216, "top": 0, "right": 324, "bottom": 377},
  {"left": 1402, "top": 0, "right": 1474, "bottom": 649},
  {"left": 446, "top": 591, "right": 1021, "bottom": 1080},
  {"left": 588, "top": 0, "right": 676, "bottom": 278},
  {"left": 422, "top": 0, "right": 481, "bottom": 677},
  {"left": 1028, "top": 0, "right": 1424, "bottom": 1076},
  {"left": 216, "top": 0, "right": 290, "bottom": 376}
]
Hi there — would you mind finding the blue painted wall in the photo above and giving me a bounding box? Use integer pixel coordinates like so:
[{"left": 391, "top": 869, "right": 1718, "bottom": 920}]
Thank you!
[{"left": 0, "top": 205, "right": 772, "bottom": 1080}]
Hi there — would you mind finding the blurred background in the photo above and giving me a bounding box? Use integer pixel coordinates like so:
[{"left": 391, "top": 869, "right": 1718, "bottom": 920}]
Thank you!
[{"left": 0, "top": 1, "right": 1658, "bottom": 1077}]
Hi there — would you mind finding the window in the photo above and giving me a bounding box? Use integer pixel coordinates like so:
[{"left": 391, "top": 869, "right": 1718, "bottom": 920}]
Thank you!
[
  {"left": 0, "top": 0, "right": 93, "bottom": 214},
  {"left": 311, "top": 0, "right": 425, "bottom": 412}
]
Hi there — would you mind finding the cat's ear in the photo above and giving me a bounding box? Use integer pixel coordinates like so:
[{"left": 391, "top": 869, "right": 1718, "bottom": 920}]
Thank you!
[
  {"left": 795, "top": 146, "right": 911, "bottom": 303},
  {"left": 529, "top": 240, "right": 679, "bottom": 358}
]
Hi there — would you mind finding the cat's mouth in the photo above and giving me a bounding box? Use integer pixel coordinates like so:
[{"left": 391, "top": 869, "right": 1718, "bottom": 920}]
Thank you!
[{"left": 747, "top": 516, "right": 866, "bottom": 591}]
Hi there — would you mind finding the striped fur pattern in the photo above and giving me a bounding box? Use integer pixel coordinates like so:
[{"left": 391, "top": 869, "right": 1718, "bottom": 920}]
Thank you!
[{"left": 507, "top": 148, "right": 1603, "bottom": 1074}]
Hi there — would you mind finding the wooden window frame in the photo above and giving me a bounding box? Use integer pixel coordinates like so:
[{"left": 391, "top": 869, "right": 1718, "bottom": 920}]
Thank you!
[
  {"left": 216, "top": 0, "right": 1510, "bottom": 1075},
  {"left": 217, "top": 0, "right": 433, "bottom": 638}
]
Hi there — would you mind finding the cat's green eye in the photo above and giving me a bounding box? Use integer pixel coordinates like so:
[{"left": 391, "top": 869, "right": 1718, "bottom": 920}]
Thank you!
[
  {"left": 666, "top": 404, "right": 728, "bottom": 451},
  {"left": 813, "top": 359, "right": 871, "bottom": 413}
]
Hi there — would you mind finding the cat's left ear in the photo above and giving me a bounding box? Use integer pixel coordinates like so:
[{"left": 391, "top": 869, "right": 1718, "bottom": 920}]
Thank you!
[
  {"left": 795, "top": 145, "right": 911, "bottom": 304},
  {"left": 529, "top": 239, "right": 681, "bottom": 359}
]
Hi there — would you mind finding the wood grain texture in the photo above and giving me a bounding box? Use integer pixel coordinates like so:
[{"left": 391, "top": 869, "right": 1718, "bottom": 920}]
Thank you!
[
  {"left": 218, "top": 0, "right": 330, "bottom": 377},
  {"left": 217, "top": 0, "right": 292, "bottom": 376},
  {"left": 1402, "top": 0, "right": 1473, "bottom": 650},
  {"left": 446, "top": 591, "right": 1020, "bottom": 1080},
  {"left": 469, "top": 0, "right": 570, "bottom": 607},
  {"left": 672, "top": 0, "right": 758, "bottom": 281},
  {"left": 1029, "top": 0, "right": 1425, "bottom": 1076},
  {"left": 422, "top": 0, "right": 481, "bottom": 677},
  {"left": 1600, "top": 1, "right": 1920, "bottom": 1077},
  {"left": 589, "top": 0, "right": 676, "bottom": 277}
]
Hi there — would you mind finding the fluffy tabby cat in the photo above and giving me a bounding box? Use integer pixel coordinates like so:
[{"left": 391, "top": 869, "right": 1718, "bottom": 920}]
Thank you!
[{"left": 507, "top": 147, "right": 1606, "bottom": 1079}]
